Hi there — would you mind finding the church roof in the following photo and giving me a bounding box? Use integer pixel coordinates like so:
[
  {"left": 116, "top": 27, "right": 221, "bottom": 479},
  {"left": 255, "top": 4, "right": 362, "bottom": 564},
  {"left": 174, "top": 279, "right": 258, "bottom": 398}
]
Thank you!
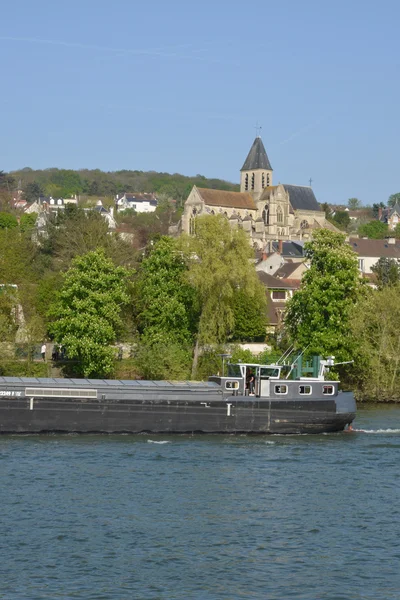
[
  {"left": 241, "top": 137, "right": 273, "bottom": 172},
  {"left": 389, "top": 202, "right": 400, "bottom": 217},
  {"left": 282, "top": 185, "right": 321, "bottom": 212},
  {"left": 197, "top": 187, "right": 256, "bottom": 210}
]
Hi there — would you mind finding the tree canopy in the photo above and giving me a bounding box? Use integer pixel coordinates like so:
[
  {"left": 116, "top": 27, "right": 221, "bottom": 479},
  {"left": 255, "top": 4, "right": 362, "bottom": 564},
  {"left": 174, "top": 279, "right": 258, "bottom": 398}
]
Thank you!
[
  {"left": 48, "top": 249, "right": 131, "bottom": 377},
  {"left": 371, "top": 257, "right": 400, "bottom": 288},
  {"left": 179, "top": 215, "right": 267, "bottom": 373},
  {"left": 10, "top": 167, "right": 239, "bottom": 209},
  {"left": 351, "top": 285, "right": 400, "bottom": 401},
  {"left": 347, "top": 198, "right": 361, "bottom": 210},
  {"left": 358, "top": 220, "right": 388, "bottom": 239},
  {"left": 284, "top": 229, "right": 362, "bottom": 360}
]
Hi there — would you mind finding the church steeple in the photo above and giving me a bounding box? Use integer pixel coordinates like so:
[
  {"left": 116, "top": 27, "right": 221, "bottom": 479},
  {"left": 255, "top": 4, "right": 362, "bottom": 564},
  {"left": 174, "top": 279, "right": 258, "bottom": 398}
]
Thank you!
[{"left": 240, "top": 136, "right": 273, "bottom": 200}]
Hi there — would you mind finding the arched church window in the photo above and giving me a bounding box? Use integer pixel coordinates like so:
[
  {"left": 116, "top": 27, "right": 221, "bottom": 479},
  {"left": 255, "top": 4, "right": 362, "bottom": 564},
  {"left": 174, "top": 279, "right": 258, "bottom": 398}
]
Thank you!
[
  {"left": 251, "top": 173, "right": 255, "bottom": 190},
  {"left": 277, "top": 206, "right": 283, "bottom": 223},
  {"left": 245, "top": 174, "right": 249, "bottom": 191},
  {"left": 267, "top": 174, "right": 270, "bottom": 186},
  {"left": 262, "top": 205, "right": 269, "bottom": 225},
  {"left": 300, "top": 220, "right": 309, "bottom": 229},
  {"left": 262, "top": 173, "right": 265, "bottom": 188},
  {"left": 210, "top": 210, "right": 215, "bottom": 215}
]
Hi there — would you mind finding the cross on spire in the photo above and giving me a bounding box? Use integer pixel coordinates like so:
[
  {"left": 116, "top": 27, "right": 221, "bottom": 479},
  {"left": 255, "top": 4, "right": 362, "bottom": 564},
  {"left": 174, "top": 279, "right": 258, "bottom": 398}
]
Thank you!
[
  {"left": 309, "top": 177, "right": 313, "bottom": 187},
  {"left": 254, "top": 122, "right": 262, "bottom": 138}
]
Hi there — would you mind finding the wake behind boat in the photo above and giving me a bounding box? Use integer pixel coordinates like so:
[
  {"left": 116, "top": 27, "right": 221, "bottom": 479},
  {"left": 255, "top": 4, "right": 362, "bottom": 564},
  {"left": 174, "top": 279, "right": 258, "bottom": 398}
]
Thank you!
[{"left": 0, "top": 354, "right": 356, "bottom": 435}]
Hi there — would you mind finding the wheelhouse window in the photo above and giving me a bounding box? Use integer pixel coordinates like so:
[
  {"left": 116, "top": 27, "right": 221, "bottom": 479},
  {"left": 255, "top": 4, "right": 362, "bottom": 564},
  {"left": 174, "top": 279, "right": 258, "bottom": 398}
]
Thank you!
[
  {"left": 260, "top": 367, "right": 280, "bottom": 378},
  {"left": 299, "top": 385, "right": 312, "bottom": 395},
  {"left": 323, "top": 385, "right": 334, "bottom": 395},
  {"left": 275, "top": 385, "right": 287, "bottom": 394},
  {"left": 225, "top": 380, "right": 239, "bottom": 390},
  {"left": 227, "top": 364, "right": 241, "bottom": 377}
]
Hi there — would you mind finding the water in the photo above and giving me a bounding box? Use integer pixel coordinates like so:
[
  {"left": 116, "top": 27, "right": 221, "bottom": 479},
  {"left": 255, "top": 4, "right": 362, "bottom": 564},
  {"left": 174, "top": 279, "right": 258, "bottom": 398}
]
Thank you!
[{"left": 0, "top": 406, "right": 399, "bottom": 600}]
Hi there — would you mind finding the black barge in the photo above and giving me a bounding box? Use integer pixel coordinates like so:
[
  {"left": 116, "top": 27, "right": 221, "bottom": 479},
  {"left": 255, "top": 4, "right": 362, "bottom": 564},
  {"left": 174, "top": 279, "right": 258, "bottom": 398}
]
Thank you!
[{"left": 0, "top": 356, "right": 356, "bottom": 434}]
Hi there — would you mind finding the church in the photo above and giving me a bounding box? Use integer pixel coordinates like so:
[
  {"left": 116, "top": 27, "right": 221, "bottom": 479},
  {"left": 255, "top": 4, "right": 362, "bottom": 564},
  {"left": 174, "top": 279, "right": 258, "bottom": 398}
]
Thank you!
[{"left": 182, "top": 136, "right": 334, "bottom": 246}]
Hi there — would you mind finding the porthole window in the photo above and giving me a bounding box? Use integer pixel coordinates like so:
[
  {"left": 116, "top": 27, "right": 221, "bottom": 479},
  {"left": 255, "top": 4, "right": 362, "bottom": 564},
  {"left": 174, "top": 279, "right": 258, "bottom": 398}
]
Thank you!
[
  {"left": 323, "top": 385, "right": 334, "bottom": 395},
  {"left": 275, "top": 385, "right": 287, "bottom": 394},
  {"left": 299, "top": 385, "right": 312, "bottom": 395},
  {"left": 225, "top": 380, "right": 239, "bottom": 390}
]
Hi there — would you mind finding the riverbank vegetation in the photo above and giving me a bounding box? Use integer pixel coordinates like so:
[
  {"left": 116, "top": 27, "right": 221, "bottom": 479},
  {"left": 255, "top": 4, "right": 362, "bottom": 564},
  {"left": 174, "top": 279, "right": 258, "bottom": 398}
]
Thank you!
[{"left": 0, "top": 189, "right": 398, "bottom": 401}]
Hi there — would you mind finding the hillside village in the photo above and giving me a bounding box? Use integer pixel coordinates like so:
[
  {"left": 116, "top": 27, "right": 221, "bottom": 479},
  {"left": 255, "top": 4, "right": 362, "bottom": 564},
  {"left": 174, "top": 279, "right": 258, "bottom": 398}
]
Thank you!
[
  {"left": 4, "top": 136, "right": 400, "bottom": 338},
  {"left": 1, "top": 135, "right": 400, "bottom": 394}
]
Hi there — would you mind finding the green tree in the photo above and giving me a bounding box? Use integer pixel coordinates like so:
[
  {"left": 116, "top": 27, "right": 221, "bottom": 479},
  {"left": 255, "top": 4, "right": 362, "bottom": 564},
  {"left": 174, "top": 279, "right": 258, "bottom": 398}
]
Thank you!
[
  {"left": 393, "top": 223, "right": 400, "bottom": 239},
  {"left": 284, "top": 229, "right": 362, "bottom": 360},
  {"left": 320, "top": 202, "right": 331, "bottom": 219},
  {"left": 351, "top": 285, "right": 400, "bottom": 401},
  {"left": 358, "top": 220, "right": 388, "bottom": 239},
  {"left": 347, "top": 198, "right": 361, "bottom": 210},
  {"left": 133, "top": 236, "right": 197, "bottom": 378},
  {"left": 372, "top": 202, "right": 386, "bottom": 218},
  {"left": 332, "top": 210, "right": 350, "bottom": 230},
  {"left": 43, "top": 206, "right": 132, "bottom": 270},
  {"left": 19, "top": 213, "right": 37, "bottom": 233},
  {"left": 180, "top": 215, "right": 266, "bottom": 374},
  {"left": 388, "top": 193, "right": 400, "bottom": 207},
  {"left": 371, "top": 257, "right": 400, "bottom": 288},
  {"left": 135, "top": 237, "right": 197, "bottom": 344},
  {"left": 23, "top": 182, "right": 43, "bottom": 203},
  {"left": 0, "top": 213, "right": 18, "bottom": 229},
  {"left": 48, "top": 249, "right": 131, "bottom": 377},
  {"left": 231, "top": 288, "right": 267, "bottom": 342},
  {"left": 0, "top": 229, "right": 34, "bottom": 284}
]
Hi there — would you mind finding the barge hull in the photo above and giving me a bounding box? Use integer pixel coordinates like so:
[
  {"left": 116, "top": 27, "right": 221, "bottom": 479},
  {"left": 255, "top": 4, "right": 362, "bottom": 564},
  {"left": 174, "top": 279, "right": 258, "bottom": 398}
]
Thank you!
[{"left": 0, "top": 394, "right": 355, "bottom": 435}]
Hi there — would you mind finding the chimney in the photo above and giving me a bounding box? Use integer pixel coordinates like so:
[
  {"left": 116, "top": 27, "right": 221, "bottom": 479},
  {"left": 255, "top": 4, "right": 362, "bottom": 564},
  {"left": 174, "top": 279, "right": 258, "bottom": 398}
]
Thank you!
[
  {"left": 278, "top": 239, "right": 283, "bottom": 254},
  {"left": 262, "top": 245, "right": 267, "bottom": 261},
  {"left": 378, "top": 207, "right": 383, "bottom": 219}
]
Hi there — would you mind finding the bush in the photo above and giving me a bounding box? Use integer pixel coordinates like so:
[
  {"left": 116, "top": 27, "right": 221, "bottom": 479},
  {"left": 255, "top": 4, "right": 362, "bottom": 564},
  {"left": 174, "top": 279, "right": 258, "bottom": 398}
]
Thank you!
[{"left": 0, "top": 361, "right": 48, "bottom": 377}]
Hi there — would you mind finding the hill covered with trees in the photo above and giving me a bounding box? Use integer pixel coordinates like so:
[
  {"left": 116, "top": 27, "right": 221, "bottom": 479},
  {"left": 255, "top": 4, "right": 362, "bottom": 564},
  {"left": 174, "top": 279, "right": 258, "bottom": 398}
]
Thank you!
[{"left": 9, "top": 167, "right": 240, "bottom": 207}]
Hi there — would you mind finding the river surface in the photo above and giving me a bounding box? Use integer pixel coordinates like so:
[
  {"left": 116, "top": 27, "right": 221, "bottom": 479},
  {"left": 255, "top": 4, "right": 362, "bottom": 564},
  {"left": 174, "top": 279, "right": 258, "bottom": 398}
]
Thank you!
[{"left": 0, "top": 405, "right": 399, "bottom": 600}]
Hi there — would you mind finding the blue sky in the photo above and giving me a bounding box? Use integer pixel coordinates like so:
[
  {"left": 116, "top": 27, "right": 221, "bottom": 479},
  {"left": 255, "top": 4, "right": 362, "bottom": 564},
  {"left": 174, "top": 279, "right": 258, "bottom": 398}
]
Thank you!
[{"left": 1, "top": 0, "right": 399, "bottom": 205}]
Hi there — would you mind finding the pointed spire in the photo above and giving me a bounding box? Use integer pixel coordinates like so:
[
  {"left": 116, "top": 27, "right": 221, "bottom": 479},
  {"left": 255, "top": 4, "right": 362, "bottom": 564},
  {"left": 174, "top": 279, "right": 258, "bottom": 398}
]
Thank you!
[{"left": 241, "top": 137, "right": 273, "bottom": 171}]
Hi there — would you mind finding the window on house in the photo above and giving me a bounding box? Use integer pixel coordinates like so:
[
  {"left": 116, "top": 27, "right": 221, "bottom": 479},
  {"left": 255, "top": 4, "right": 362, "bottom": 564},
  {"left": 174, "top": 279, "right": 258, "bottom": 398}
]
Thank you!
[
  {"left": 245, "top": 174, "right": 249, "bottom": 191},
  {"left": 272, "top": 290, "right": 286, "bottom": 300},
  {"left": 251, "top": 173, "right": 255, "bottom": 190},
  {"left": 277, "top": 207, "right": 283, "bottom": 223},
  {"left": 323, "top": 385, "right": 334, "bottom": 395},
  {"left": 275, "top": 385, "right": 288, "bottom": 394},
  {"left": 358, "top": 259, "right": 364, "bottom": 271},
  {"left": 299, "top": 385, "right": 312, "bottom": 395}
]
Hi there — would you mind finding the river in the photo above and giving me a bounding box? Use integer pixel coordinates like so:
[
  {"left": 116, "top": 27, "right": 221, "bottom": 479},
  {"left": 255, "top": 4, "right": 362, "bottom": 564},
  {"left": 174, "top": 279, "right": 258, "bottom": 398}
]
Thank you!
[{"left": 0, "top": 405, "right": 399, "bottom": 599}]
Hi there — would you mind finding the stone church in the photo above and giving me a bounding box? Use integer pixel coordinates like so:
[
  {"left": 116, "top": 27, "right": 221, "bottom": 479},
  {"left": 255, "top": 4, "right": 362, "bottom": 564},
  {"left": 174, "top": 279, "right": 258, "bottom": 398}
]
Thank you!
[{"left": 182, "top": 136, "right": 334, "bottom": 247}]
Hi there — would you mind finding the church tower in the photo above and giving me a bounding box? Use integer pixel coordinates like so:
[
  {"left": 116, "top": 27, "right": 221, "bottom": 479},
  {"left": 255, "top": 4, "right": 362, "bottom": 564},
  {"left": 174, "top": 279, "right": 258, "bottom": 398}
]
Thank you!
[{"left": 240, "top": 136, "right": 273, "bottom": 201}]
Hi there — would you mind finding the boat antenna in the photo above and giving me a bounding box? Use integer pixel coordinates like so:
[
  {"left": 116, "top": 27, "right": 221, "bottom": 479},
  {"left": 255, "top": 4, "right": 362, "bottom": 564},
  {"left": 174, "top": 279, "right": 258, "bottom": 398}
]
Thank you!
[
  {"left": 286, "top": 345, "right": 310, "bottom": 379},
  {"left": 277, "top": 345, "right": 294, "bottom": 365}
]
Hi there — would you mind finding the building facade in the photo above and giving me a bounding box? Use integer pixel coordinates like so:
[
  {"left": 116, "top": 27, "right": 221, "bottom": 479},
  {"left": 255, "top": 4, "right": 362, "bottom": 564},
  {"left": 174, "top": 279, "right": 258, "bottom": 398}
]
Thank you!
[{"left": 182, "top": 136, "right": 335, "bottom": 246}]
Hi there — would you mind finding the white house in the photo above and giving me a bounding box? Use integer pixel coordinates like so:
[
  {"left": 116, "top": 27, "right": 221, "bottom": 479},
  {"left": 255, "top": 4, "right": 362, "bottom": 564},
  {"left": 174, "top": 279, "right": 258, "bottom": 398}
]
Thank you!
[{"left": 115, "top": 193, "right": 158, "bottom": 213}]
